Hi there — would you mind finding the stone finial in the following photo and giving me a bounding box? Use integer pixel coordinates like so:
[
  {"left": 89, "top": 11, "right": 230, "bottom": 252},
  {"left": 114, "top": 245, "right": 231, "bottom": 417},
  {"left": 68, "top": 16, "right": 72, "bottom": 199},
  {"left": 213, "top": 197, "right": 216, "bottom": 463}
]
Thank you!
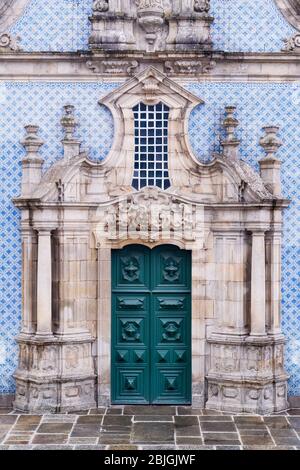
[
  {"left": 194, "top": 0, "right": 210, "bottom": 13},
  {"left": 61, "top": 104, "right": 78, "bottom": 141},
  {"left": 20, "top": 125, "right": 44, "bottom": 196},
  {"left": 21, "top": 125, "right": 44, "bottom": 159},
  {"left": 60, "top": 105, "right": 81, "bottom": 160},
  {"left": 259, "top": 126, "right": 283, "bottom": 160},
  {"left": 93, "top": 0, "right": 109, "bottom": 13},
  {"left": 259, "top": 126, "right": 283, "bottom": 197},
  {"left": 221, "top": 106, "right": 240, "bottom": 159}
]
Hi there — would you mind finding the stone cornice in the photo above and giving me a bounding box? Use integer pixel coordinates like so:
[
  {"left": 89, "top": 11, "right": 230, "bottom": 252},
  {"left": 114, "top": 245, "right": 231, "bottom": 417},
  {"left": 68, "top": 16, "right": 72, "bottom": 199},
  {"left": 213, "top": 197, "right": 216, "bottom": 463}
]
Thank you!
[{"left": 0, "top": 51, "right": 300, "bottom": 82}]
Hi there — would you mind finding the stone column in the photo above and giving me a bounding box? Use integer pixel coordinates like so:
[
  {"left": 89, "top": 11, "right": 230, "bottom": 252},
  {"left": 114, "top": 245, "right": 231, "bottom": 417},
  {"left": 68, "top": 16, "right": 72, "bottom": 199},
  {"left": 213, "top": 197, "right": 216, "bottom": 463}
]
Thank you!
[
  {"left": 36, "top": 228, "right": 54, "bottom": 337},
  {"left": 21, "top": 227, "right": 36, "bottom": 334},
  {"left": 269, "top": 232, "right": 282, "bottom": 335},
  {"left": 250, "top": 230, "right": 266, "bottom": 336}
]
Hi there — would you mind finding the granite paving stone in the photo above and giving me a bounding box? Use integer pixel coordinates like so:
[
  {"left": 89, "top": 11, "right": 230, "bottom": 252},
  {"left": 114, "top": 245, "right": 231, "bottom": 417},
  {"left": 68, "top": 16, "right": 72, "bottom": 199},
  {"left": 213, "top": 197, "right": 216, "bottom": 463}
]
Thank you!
[
  {"left": 42, "top": 415, "right": 77, "bottom": 423},
  {"left": 199, "top": 416, "right": 233, "bottom": 422},
  {"left": 106, "top": 408, "right": 123, "bottom": 415},
  {"left": 177, "top": 407, "right": 203, "bottom": 415},
  {"left": 132, "top": 422, "right": 174, "bottom": 444},
  {"left": 71, "top": 424, "right": 101, "bottom": 437},
  {"left": 269, "top": 429, "right": 298, "bottom": 437},
  {"left": 124, "top": 406, "right": 176, "bottom": 415},
  {"left": 215, "top": 446, "right": 241, "bottom": 450},
  {"left": 176, "top": 437, "right": 203, "bottom": 445},
  {"left": 36, "top": 422, "right": 74, "bottom": 434},
  {"left": 102, "top": 415, "right": 132, "bottom": 427},
  {"left": 0, "top": 416, "right": 18, "bottom": 425},
  {"left": 264, "top": 417, "right": 291, "bottom": 429},
  {"left": 88, "top": 408, "right": 106, "bottom": 415},
  {"left": 13, "top": 415, "right": 41, "bottom": 431},
  {"left": 0, "top": 408, "right": 299, "bottom": 449},
  {"left": 203, "top": 432, "right": 240, "bottom": 446},
  {"left": 77, "top": 415, "right": 103, "bottom": 424},
  {"left": 98, "top": 435, "right": 131, "bottom": 445},
  {"left": 240, "top": 435, "right": 274, "bottom": 446},
  {"left": 74, "top": 445, "right": 106, "bottom": 450},
  {"left": 32, "top": 434, "right": 69, "bottom": 445},
  {"left": 201, "top": 421, "right": 237, "bottom": 432},
  {"left": 32, "top": 445, "right": 73, "bottom": 450},
  {"left": 239, "top": 429, "right": 271, "bottom": 436},
  {"left": 141, "top": 445, "right": 178, "bottom": 450},
  {"left": 68, "top": 437, "right": 99, "bottom": 445},
  {"left": 174, "top": 416, "right": 201, "bottom": 437},
  {"left": 272, "top": 436, "right": 300, "bottom": 445},
  {"left": 133, "top": 415, "right": 173, "bottom": 422},
  {"left": 176, "top": 445, "right": 214, "bottom": 450},
  {"left": 288, "top": 417, "right": 300, "bottom": 429}
]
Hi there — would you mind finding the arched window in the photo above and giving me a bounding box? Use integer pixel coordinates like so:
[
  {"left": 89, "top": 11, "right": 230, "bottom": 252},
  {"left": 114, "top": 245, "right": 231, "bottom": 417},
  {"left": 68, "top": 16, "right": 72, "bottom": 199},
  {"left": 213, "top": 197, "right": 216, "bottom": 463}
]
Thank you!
[{"left": 132, "top": 102, "right": 171, "bottom": 191}]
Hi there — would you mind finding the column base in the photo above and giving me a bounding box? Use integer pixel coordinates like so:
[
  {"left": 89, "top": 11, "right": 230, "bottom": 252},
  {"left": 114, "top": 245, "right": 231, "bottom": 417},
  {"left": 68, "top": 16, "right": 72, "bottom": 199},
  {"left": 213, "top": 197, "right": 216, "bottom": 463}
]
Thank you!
[
  {"left": 205, "top": 333, "right": 289, "bottom": 414},
  {"left": 14, "top": 334, "right": 96, "bottom": 413}
]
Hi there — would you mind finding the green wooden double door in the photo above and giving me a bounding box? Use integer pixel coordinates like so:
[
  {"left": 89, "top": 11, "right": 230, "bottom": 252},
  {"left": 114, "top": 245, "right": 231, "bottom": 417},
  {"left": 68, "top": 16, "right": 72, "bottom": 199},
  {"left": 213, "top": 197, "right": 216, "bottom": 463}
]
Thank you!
[{"left": 112, "top": 245, "right": 191, "bottom": 404}]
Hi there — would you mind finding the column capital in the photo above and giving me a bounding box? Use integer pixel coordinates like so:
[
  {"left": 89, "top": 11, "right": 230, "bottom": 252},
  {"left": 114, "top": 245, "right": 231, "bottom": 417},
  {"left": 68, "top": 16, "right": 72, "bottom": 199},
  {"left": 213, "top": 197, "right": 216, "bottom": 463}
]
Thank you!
[
  {"left": 246, "top": 225, "right": 270, "bottom": 234},
  {"left": 34, "top": 225, "right": 58, "bottom": 234}
]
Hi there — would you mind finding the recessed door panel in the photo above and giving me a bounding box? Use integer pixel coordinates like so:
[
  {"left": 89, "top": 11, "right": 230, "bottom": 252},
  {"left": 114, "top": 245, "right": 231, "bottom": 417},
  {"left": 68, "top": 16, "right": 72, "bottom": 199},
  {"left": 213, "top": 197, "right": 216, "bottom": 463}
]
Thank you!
[{"left": 112, "top": 244, "right": 191, "bottom": 404}]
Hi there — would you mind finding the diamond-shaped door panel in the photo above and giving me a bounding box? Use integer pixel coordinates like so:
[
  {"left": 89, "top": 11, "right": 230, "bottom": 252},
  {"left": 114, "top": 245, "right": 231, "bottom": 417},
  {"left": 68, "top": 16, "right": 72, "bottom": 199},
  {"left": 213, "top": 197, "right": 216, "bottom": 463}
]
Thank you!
[
  {"left": 133, "top": 350, "right": 146, "bottom": 363},
  {"left": 119, "top": 319, "right": 143, "bottom": 343},
  {"left": 152, "top": 368, "right": 190, "bottom": 404},
  {"left": 156, "top": 318, "right": 185, "bottom": 345},
  {"left": 174, "top": 350, "right": 187, "bottom": 363},
  {"left": 114, "top": 369, "right": 149, "bottom": 403},
  {"left": 152, "top": 245, "right": 191, "bottom": 291},
  {"left": 116, "top": 350, "right": 129, "bottom": 363},
  {"left": 157, "top": 350, "right": 170, "bottom": 363},
  {"left": 113, "top": 245, "right": 150, "bottom": 290}
]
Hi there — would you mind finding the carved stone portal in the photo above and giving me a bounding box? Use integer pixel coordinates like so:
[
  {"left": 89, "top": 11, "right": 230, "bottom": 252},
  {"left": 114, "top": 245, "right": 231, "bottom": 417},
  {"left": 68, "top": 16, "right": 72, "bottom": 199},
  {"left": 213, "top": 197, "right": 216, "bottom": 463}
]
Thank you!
[{"left": 13, "top": 67, "right": 289, "bottom": 413}]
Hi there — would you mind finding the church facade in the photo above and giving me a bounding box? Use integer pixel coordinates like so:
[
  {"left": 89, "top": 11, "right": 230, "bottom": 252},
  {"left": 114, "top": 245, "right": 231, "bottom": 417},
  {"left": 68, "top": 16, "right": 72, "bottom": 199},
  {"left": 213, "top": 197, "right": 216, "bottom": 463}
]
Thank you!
[{"left": 0, "top": 0, "right": 299, "bottom": 414}]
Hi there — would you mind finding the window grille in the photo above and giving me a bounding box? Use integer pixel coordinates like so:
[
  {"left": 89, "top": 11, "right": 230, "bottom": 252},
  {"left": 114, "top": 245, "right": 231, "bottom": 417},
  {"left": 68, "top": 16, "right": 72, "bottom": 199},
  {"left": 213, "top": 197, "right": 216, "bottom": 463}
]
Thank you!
[{"left": 132, "top": 102, "right": 171, "bottom": 191}]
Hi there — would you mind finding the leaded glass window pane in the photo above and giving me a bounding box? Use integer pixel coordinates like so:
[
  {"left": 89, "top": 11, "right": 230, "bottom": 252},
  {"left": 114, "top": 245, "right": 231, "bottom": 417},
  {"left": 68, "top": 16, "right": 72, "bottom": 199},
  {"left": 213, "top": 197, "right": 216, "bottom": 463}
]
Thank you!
[{"left": 132, "top": 102, "right": 171, "bottom": 191}]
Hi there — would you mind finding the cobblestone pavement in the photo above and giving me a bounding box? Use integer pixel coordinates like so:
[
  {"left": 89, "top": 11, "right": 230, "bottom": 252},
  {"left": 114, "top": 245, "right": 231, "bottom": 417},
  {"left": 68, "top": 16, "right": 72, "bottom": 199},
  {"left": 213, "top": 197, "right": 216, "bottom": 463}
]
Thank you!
[{"left": 0, "top": 406, "right": 300, "bottom": 450}]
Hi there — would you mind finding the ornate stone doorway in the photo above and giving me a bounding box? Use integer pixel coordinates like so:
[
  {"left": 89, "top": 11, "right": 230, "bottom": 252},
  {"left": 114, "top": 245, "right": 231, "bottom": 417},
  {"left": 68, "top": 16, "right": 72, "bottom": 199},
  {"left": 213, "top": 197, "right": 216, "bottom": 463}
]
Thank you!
[{"left": 13, "top": 67, "right": 289, "bottom": 414}]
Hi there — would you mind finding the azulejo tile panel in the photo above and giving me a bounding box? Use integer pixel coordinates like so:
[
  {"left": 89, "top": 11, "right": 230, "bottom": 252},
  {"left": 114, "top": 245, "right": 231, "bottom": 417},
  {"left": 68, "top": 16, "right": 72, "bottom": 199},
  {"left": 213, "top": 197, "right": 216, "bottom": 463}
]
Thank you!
[
  {"left": 0, "top": 81, "right": 299, "bottom": 397},
  {"left": 8, "top": 0, "right": 297, "bottom": 53}
]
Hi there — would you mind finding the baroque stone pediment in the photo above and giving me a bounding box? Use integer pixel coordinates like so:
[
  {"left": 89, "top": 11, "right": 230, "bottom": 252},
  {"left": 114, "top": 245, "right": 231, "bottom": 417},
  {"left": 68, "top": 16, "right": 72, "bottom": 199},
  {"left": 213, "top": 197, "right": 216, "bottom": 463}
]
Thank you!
[{"left": 16, "top": 67, "right": 275, "bottom": 207}]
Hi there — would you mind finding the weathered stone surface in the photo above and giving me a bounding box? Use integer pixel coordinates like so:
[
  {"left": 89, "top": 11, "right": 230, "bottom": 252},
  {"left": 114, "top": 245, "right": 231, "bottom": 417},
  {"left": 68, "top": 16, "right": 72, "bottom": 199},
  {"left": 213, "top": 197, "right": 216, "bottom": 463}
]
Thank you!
[{"left": 132, "top": 422, "right": 174, "bottom": 444}]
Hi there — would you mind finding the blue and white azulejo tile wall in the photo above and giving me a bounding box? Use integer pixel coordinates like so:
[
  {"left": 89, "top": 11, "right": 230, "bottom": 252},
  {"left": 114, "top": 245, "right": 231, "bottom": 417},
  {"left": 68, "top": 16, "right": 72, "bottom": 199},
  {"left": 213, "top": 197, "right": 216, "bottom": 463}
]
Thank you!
[
  {"left": 0, "top": 82, "right": 299, "bottom": 395},
  {"left": 9, "top": 0, "right": 297, "bottom": 53}
]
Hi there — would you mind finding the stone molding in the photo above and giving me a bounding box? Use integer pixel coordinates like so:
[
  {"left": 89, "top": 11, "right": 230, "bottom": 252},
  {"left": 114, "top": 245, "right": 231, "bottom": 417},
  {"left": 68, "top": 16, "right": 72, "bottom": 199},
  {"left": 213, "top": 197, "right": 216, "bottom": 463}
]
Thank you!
[{"left": 0, "top": 52, "right": 300, "bottom": 81}]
